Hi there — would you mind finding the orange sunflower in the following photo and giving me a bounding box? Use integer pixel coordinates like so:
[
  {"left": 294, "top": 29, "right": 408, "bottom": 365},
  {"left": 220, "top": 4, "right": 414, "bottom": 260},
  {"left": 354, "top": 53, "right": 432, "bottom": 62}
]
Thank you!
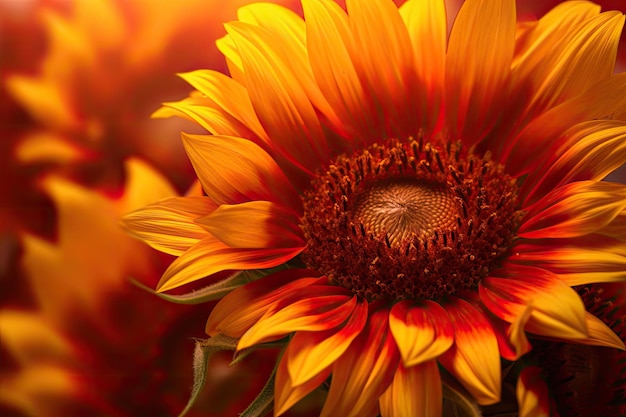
[{"left": 124, "top": 0, "right": 626, "bottom": 415}]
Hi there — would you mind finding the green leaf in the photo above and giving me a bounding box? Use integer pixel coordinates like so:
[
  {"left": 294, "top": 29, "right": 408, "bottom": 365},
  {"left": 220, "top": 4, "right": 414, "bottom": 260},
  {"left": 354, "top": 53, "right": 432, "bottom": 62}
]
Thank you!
[
  {"left": 442, "top": 381, "right": 483, "bottom": 417},
  {"left": 177, "top": 334, "right": 238, "bottom": 417},
  {"left": 129, "top": 262, "right": 295, "bottom": 304}
]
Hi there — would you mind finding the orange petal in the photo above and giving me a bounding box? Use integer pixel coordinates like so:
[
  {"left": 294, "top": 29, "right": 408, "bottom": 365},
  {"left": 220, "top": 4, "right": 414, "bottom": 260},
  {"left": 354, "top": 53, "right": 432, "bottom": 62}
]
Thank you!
[
  {"left": 302, "top": 0, "right": 372, "bottom": 139},
  {"left": 156, "top": 235, "right": 304, "bottom": 292},
  {"left": 573, "top": 312, "right": 625, "bottom": 350},
  {"left": 480, "top": 265, "right": 588, "bottom": 340},
  {"left": 154, "top": 95, "right": 251, "bottom": 138},
  {"left": 388, "top": 300, "right": 453, "bottom": 367},
  {"left": 399, "top": 0, "right": 446, "bottom": 133},
  {"left": 438, "top": 297, "right": 501, "bottom": 405},
  {"left": 514, "top": 11, "right": 623, "bottom": 119},
  {"left": 238, "top": 292, "right": 355, "bottom": 349},
  {"left": 346, "top": 0, "right": 416, "bottom": 135},
  {"left": 196, "top": 200, "right": 304, "bottom": 249},
  {"left": 486, "top": 305, "right": 532, "bottom": 361},
  {"left": 521, "top": 120, "right": 626, "bottom": 205},
  {"left": 321, "top": 308, "right": 400, "bottom": 417},
  {"left": 510, "top": 236, "right": 626, "bottom": 286},
  {"left": 517, "top": 366, "right": 551, "bottom": 417},
  {"left": 445, "top": 0, "right": 516, "bottom": 142},
  {"left": 205, "top": 272, "right": 323, "bottom": 337},
  {"left": 519, "top": 181, "right": 626, "bottom": 239},
  {"left": 379, "top": 360, "right": 442, "bottom": 417},
  {"left": 505, "top": 72, "right": 626, "bottom": 179},
  {"left": 275, "top": 353, "right": 332, "bottom": 417},
  {"left": 236, "top": 2, "right": 344, "bottom": 137},
  {"left": 286, "top": 300, "right": 368, "bottom": 386},
  {"left": 178, "top": 70, "right": 270, "bottom": 145},
  {"left": 225, "top": 21, "right": 329, "bottom": 180},
  {"left": 512, "top": 1, "right": 601, "bottom": 69},
  {"left": 123, "top": 196, "right": 213, "bottom": 256},
  {"left": 181, "top": 133, "right": 300, "bottom": 209}
]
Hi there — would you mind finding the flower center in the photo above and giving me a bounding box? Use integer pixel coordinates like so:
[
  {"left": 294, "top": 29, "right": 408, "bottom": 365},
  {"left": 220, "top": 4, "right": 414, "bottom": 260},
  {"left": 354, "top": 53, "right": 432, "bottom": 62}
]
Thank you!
[
  {"left": 300, "top": 136, "right": 521, "bottom": 301},
  {"left": 352, "top": 179, "right": 457, "bottom": 246}
]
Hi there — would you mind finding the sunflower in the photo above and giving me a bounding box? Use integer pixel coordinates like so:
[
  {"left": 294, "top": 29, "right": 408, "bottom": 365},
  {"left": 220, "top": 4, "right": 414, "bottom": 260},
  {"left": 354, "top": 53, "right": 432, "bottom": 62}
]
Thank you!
[{"left": 124, "top": 0, "right": 626, "bottom": 415}]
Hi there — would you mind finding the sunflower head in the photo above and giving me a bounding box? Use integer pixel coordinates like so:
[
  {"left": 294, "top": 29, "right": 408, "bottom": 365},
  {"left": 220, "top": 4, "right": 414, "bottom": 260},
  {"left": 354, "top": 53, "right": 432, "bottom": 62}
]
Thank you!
[{"left": 124, "top": 0, "right": 626, "bottom": 415}]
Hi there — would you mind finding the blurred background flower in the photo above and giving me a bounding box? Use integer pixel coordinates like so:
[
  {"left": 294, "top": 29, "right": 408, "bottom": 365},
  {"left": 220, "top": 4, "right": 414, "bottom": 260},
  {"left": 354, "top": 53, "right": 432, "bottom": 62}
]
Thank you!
[{"left": 0, "top": 0, "right": 322, "bottom": 416}]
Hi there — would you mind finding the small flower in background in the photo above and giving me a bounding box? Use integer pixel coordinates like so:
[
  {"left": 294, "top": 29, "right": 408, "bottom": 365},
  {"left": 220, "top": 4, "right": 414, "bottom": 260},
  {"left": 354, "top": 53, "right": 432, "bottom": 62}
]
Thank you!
[
  {"left": 517, "top": 283, "right": 626, "bottom": 417},
  {"left": 1, "top": 0, "right": 315, "bottom": 416},
  {"left": 124, "top": 0, "right": 626, "bottom": 416}
]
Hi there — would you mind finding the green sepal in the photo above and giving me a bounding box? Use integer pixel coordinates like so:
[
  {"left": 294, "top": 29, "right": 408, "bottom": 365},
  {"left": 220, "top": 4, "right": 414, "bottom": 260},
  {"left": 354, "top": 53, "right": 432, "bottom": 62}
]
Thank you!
[
  {"left": 239, "top": 346, "right": 286, "bottom": 417},
  {"left": 177, "top": 334, "right": 238, "bottom": 417},
  {"left": 442, "top": 381, "right": 483, "bottom": 417},
  {"left": 231, "top": 337, "right": 289, "bottom": 366}
]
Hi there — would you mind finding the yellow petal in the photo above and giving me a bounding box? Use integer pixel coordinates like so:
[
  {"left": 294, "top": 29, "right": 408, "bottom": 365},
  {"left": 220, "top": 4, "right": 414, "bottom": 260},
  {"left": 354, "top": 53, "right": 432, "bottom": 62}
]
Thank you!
[
  {"left": 505, "top": 73, "right": 626, "bottom": 177},
  {"left": 123, "top": 196, "right": 213, "bottom": 256},
  {"left": 379, "top": 360, "right": 442, "bottom": 417},
  {"left": 195, "top": 200, "right": 304, "bottom": 249},
  {"left": 346, "top": 0, "right": 416, "bottom": 135},
  {"left": 286, "top": 301, "right": 368, "bottom": 386},
  {"left": 480, "top": 265, "right": 588, "bottom": 340},
  {"left": 321, "top": 308, "right": 400, "bottom": 417},
  {"left": 275, "top": 354, "right": 331, "bottom": 417},
  {"left": 236, "top": 2, "right": 343, "bottom": 133},
  {"left": 238, "top": 292, "right": 355, "bottom": 349},
  {"left": 302, "top": 0, "right": 372, "bottom": 138},
  {"left": 156, "top": 235, "right": 303, "bottom": 292},
  {"left": 206, "top": 272, "right": 322, "bottom": 337},
  {"left": 15, "top": 132, "right": 86, "bottom": 164},
  {"left": 438, "top": 298, "right": 501, "bottom": 405},
  {"left": 74, "top": 0, "right": 126, "bottom": 50},
  {"left": 520, "top": 181, "right": 626, "bottom": 239},
  {"left": 445, "top": 0, "right": 516, "bottom": 142},
  {"left": 178, "top": 70, "right": 270, "bottom": 145},
  {"left": 388, "top": 300, "right": 454, "bottom": 367},
  {"left": 5, "top": 76, "right": 78, "bottom": 130},
  {"left": 521, "top": 120, "right": 626, "bottom": 205},
  {"left": 515, "top": 11, "right": 623, "bottom": 116},
  {"left": 574, "top": 311, "right": 625, "bottom": 350},
  {"left": 510, "top": 236, "right": 626, "bottom": 285},
  {"left": 181, "top": 133, "right": 300, "bottom": 209},
  {"left": 225, "top": 21, "right": 329, "bottom": 178}
]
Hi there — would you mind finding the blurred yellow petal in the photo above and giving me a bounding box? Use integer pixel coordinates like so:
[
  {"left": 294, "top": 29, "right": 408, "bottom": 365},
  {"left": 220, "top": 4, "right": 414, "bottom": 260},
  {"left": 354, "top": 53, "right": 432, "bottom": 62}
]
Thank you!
[
  {"left": 21, "top": 158, "right": 174, "bottom": 324},
  {"left": 517, "top": 366, "right": 551, "bottom": 417},
  {"left": 0, "top": 310, "right": 74, "bottom": 365}
]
